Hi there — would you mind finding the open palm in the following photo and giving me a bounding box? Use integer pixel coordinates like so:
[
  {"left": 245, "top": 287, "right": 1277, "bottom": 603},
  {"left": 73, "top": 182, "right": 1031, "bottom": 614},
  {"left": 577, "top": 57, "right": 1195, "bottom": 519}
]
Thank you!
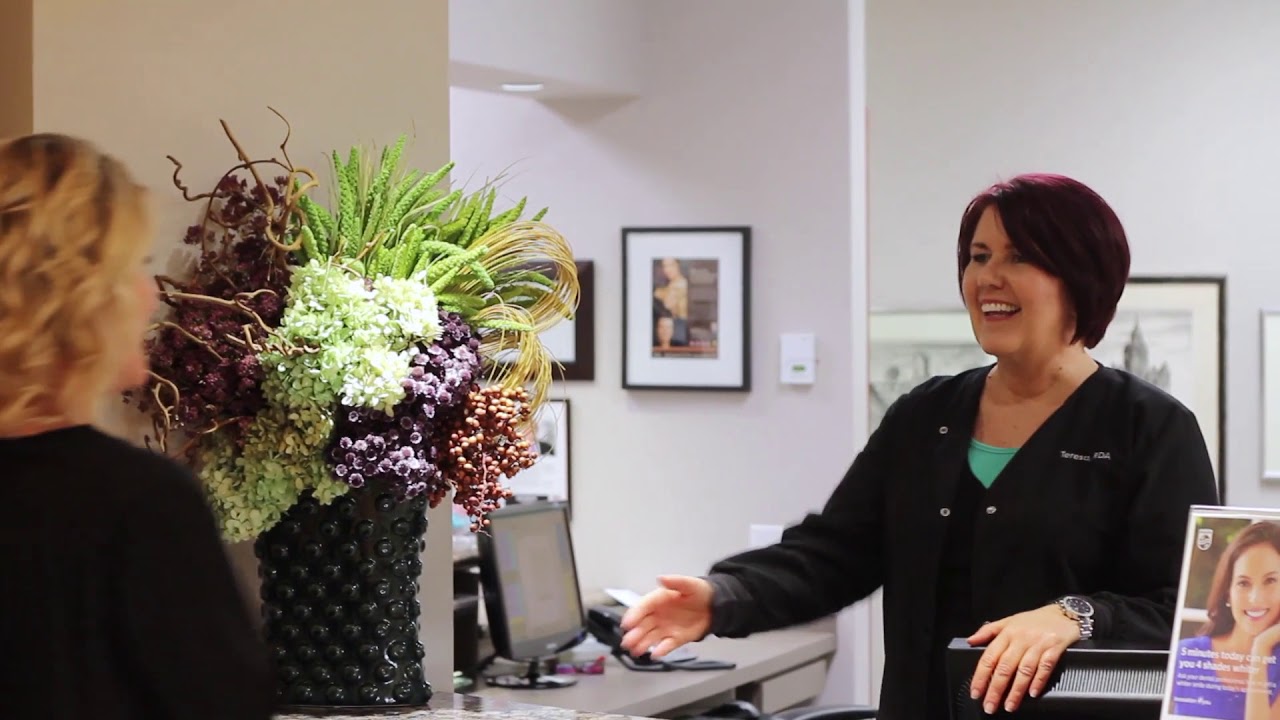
[{"left": 619, "top": 575, "right": 713, "bottom": 659}]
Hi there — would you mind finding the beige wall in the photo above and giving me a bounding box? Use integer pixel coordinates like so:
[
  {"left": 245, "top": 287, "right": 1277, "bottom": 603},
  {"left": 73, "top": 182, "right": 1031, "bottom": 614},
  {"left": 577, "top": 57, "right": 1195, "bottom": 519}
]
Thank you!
[
  {"left": 0, "top": 0, "right": 32, "bottom": 138},
  {"left": 17, "top": 0, "right": 455, "bottom": 692}
]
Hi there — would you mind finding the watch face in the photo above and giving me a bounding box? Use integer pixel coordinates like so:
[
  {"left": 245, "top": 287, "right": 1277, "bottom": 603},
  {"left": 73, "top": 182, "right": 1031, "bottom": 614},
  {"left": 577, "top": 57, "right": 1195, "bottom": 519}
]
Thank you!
[{"left": 1063, "top": 596, "right": 1094, "bottom": 617}]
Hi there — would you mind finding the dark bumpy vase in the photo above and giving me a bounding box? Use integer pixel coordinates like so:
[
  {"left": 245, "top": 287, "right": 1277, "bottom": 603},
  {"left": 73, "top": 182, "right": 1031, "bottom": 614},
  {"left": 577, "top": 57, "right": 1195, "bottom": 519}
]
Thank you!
[{"left": 254, "top": 481, "right": 432, "bottom": 709}]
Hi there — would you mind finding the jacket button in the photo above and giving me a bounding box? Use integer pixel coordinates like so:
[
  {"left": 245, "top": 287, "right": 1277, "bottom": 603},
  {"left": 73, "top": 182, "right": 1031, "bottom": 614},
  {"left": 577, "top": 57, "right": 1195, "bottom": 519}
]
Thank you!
[
  {"left": 986, "top": 505, "right": 997, "bottom": 514},
  {"left": 939, "top": 426, "right": 949, "bottom": 434},
  {"left": 940, "top": 508, "right": 951, "bottom": 517}
]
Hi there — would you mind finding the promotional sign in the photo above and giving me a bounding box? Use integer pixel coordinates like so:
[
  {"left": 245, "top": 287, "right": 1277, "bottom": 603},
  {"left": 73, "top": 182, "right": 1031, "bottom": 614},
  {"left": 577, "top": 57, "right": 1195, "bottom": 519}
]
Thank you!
[{"left": 1164, "top": 506, "right": 1280, "bottom": 719}]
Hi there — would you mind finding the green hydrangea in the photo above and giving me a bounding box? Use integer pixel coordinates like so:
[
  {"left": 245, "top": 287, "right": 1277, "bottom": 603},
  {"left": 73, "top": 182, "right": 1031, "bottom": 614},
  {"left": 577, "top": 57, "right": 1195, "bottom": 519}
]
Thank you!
[
  {"left": 199, "top": 396, "right": 346, "bottom": 542},
  {"left": 199, "top": 260, "right": 445, "bottom": 540},
  {"left": 261, "top": 260, "right": 442, "bottom": 416}
]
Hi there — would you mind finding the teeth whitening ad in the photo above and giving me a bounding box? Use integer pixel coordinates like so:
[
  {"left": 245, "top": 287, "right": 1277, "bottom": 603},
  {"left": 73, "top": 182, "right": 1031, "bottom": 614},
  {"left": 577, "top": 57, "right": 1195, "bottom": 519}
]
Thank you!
[{"left": 1164, "top": 506, "right": 1280, "bottom": 720}]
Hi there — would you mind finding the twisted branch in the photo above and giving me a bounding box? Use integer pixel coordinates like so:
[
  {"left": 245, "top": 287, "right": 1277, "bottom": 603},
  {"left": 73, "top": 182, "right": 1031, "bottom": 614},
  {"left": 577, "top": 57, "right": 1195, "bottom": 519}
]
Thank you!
[
  {"left": 146, "top": 371, "right": 183, "bottom": 453},
  {"left": 149, "top": 321, "right": 225, "bottom": 362},
  {"left": 175, "top": 415, "right": 252, "bottom": 461},
  {"left": 164, "top": 108, "right": 318, "bottom": 273}
]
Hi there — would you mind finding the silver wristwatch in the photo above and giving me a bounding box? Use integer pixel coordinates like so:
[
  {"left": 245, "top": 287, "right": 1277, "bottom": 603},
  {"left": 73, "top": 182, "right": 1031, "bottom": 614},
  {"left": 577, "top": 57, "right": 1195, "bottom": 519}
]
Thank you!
[{"left": 1056, "top": 595, "right": 1095, "bottom": 640}]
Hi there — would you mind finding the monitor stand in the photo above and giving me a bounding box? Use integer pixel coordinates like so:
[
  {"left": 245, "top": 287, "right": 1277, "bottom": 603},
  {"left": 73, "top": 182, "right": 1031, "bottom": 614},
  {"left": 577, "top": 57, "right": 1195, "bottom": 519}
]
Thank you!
[{"left": 484, "top": 657, "right": 578, "bottom": 690}]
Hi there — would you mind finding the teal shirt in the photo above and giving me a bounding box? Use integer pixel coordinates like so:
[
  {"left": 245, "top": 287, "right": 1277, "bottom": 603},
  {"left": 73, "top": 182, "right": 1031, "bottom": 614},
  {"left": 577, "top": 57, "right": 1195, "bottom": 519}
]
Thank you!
[{"left": 968, "top": 438, "right": 1018, "bottom": 488}]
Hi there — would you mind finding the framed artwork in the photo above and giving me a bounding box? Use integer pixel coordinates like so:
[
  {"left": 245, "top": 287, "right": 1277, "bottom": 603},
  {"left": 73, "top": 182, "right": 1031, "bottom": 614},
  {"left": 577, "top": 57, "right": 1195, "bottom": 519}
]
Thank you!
[
  {"left": 541, "top": 260, "right": 595, "bottom": 381},
  {"left": 868, "top": 309, "right": 994, "bottom": 431},
  {"left": 1261, "top": 310, "right": 1280, "bottom": 482},
  {"left": 505, "top": 398, "right": 571, "bottom": 512},
  {"left": 492, "top": 260, "right": 595, "bottom": 382},
  {"left": 621, "top": 226, "right": 751, "bottom": 391},
  {"left": 1099, "top": 276, "right": 1225, "bottom": 492},
  {"left": 868, "top": 275, "right": 1226, "bottom": 497}
]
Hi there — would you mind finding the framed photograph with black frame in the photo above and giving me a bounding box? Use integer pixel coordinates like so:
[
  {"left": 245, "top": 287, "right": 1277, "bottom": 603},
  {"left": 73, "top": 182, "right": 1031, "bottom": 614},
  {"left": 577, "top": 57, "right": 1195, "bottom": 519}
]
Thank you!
[
  {"left": 622, "top": 226, "right": 751, "bottom": 391},
  {"left": 541, "top": 260, "right": 594, "bottom": 381},
  {"left": 491, "top": 260, "right": 595, "bottom": 382}
]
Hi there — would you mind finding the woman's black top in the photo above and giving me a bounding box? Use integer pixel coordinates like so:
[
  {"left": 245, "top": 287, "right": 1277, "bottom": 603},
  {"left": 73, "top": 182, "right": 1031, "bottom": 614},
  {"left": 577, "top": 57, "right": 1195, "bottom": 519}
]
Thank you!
[
  {"left": 704, "top": 365, "right": 1221, "bottom": 720},
  {"left": 925, "top": 467, "right": 986, "bottom": 718},
  {"left": 0, "top": 425, "right": 276, "bottom": 720}
]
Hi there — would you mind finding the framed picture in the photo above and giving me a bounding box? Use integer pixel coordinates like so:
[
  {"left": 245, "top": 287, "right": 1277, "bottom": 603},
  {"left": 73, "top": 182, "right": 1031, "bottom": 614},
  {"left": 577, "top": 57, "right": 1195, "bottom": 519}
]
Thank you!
[
  {"left": 1099, "top": 276, "right": 1225, "bottom": 492},
  {"left": 622, "top": 226, "right": 751, "bottom": 391},
  {"left": 1261, "top": 310, "right": 1280, "bottom": 482},
  {"left": 868, "top": 309, "right": 994, "bottom": 432},
  {"left": 541, "top": 260, "right": 595, "bottom": 381},
  {"left": 492, "top": 260, "right": 595, "bottom": 382},
  {"left": 505, "top": 398, "right": 571, "bottom": 512},
  {"left": 868, "top": 275, "right": 1226, "bottom": 497}
]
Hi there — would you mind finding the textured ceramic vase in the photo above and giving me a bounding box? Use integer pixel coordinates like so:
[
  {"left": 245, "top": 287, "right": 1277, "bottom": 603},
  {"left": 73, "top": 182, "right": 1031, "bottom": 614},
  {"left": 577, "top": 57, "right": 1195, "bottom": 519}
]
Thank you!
[{"left": 254, "top": 481, "right": 432, "bottom": 708}]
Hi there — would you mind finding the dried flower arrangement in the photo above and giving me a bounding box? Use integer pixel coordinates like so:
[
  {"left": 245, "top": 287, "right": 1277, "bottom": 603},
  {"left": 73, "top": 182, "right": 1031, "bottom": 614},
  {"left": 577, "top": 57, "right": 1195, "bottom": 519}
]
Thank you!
[{"left": 125, "top": 111, "right": 578, "bottom": 543}]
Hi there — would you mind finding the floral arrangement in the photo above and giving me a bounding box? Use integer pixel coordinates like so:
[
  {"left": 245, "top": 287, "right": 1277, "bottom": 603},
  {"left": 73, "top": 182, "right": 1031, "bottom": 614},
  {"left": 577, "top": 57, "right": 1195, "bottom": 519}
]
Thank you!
[{"left": 126, "top": 112, "right": 578, "bottom": 543}]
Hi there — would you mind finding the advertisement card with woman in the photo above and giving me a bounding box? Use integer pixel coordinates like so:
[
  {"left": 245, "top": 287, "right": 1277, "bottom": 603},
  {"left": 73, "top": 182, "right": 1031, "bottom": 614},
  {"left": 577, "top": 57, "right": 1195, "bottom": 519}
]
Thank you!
[{"left": 1165, "top": 506, "right": 1280, "bottom": 719}]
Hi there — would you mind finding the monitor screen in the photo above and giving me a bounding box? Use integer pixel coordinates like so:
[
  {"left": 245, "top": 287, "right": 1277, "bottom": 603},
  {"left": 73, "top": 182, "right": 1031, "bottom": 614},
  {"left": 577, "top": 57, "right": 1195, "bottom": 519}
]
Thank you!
[
  {"left": 477, "top": 501, "right": 585, "bottom": 663},
  {"left": 945, "top": 638, "right": 1166, "bottom": 719}
]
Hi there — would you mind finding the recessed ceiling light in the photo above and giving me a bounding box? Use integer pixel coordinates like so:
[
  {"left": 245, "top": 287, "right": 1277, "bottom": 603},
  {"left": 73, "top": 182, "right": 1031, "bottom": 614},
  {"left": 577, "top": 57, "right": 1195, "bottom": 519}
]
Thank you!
[{"left": 501, "top": 82, "right": 544, "bottom": 93}]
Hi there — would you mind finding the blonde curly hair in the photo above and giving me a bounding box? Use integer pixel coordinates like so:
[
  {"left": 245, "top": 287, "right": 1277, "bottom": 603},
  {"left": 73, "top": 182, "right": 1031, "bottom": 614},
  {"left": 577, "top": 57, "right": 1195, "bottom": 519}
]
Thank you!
[{"left": 0, "top": 133, "right": 151, "bottom": 430}]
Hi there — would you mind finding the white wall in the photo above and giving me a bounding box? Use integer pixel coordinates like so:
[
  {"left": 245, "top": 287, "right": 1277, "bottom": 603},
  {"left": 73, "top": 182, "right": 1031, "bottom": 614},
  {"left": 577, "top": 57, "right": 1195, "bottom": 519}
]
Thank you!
[
  {"left": 868, "top": 0, "right": 1280, "bottom": 508},
  {"left": 449, "top": 0, "right": 649, "bottom": 99},
  {"left": 25, "top": 0, "right": 456, "bottom": 692},
  {"left": 451, "top": 0, "right": 873, "bottom": 704}
]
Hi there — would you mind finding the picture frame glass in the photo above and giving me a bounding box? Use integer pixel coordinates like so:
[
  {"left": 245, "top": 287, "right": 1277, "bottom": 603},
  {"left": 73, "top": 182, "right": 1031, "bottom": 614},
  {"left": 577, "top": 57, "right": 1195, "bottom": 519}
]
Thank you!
[
  {"left": 491, "top": 260, "right": 594, "bottom": 381},
  {"left": 540, "top": 313, "right": 576, "bottom": 363},
  {"left": 504, "top": 398, "right": 570, "bottom": 505}
]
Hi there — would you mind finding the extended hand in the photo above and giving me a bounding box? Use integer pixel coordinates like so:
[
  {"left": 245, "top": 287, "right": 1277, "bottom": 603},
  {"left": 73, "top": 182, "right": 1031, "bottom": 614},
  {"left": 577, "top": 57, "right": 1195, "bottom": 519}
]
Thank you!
[
  {"left": 618, "top": 575, "right": 713, "bottom": 659},
  {"left": 966, "top": 604, "right": 1081, "bottom": 714}
]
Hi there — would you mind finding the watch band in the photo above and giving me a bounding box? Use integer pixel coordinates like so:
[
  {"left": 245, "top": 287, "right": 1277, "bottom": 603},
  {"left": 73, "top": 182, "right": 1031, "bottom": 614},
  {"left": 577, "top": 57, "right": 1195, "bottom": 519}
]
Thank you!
[
  {"left": 1074, "top": 614, "right": 1094, "bottom": 640},
  {"left": 1056, "top": 597, "right": 1094, "bottom": 640}
]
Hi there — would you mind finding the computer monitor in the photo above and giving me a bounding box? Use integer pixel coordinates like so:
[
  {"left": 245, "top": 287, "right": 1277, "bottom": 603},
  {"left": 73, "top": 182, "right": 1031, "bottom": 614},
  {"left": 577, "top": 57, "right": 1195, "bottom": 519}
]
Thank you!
[
  {"left": 476, "top": 500, "right": 586, "bottom": 689},
  {"left": 945, "top": 638, "right": 1167, "bottom": 718}
]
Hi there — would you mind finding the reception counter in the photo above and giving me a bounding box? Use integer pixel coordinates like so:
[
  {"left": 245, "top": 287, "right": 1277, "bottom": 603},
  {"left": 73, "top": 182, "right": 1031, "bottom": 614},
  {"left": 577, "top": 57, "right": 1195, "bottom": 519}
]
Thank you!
[
  {"left": 277, "top": 692, "right": 649, "bottom": 720},
  {"left": 276, "top": 620, "right": 838, "bottom": 720}
]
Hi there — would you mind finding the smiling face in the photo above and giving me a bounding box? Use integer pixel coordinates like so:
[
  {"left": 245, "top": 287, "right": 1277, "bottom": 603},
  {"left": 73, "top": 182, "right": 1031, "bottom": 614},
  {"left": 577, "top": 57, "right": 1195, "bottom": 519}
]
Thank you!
[
  {"left": 1229, "top": 543, "right": 1280, "bottom": 637},
  {"left": 960, "top": 206, "right": 1077, "bottom": 361}
]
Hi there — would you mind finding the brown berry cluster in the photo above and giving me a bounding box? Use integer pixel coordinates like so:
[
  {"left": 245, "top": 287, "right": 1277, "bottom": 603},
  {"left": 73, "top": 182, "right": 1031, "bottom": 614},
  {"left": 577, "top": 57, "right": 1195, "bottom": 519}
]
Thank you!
[{"left": 440, "top": 385, "right": 540, "bottom": 530}]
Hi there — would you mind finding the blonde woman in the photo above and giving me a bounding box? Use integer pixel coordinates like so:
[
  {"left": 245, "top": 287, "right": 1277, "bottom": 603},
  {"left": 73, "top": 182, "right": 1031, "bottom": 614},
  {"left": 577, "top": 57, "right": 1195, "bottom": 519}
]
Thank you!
[{"left": 0, "top": 134, "right": 274, "bottom": 719}]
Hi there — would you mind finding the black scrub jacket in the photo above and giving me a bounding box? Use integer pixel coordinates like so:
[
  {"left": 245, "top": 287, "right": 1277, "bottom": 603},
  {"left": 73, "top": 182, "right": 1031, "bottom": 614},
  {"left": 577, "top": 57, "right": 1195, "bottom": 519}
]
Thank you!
[{"left": 704, "top": 364, "right": 1220, "bottom": 720}]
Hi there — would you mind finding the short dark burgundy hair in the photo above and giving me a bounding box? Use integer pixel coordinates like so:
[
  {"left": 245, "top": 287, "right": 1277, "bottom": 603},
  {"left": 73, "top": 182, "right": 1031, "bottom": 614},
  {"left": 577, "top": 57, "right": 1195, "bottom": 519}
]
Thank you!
[{"left": 955, "top": 173, "right": 1131, "bottom": 349}]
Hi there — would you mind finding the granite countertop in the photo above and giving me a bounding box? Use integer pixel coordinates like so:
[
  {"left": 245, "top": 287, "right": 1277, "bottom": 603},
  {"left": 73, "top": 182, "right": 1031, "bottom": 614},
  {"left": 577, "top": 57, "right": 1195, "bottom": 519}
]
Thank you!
[{"left": 275, "top": 692, "right": 649, "bottom": 720}]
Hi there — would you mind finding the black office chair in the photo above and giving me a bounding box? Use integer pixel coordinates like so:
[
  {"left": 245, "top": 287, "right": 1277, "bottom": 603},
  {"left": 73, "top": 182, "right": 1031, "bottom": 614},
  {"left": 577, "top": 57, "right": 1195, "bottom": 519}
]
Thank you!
[{"left": 770, "top": 704, "right": 878, "bottom": 720}]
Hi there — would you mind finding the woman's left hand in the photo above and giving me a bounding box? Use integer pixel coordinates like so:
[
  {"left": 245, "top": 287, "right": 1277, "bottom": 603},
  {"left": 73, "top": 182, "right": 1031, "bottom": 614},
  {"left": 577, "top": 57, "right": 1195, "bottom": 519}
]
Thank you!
[{"left": 966, "top": 604, "right": 1082, "bottom": 714}]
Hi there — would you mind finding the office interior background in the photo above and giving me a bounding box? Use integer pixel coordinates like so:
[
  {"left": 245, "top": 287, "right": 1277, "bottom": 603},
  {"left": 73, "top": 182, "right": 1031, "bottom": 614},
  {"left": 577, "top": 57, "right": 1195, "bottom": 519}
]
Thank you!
[{"left": 4, "top": 0, "right": 1280, "bottom": 710}]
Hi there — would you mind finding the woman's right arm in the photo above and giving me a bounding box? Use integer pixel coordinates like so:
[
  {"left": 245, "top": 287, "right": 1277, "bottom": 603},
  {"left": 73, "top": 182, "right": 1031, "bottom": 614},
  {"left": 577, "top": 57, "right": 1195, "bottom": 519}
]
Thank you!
[{"left": 703, "top": 393, "right": 912, "bottom": 638}]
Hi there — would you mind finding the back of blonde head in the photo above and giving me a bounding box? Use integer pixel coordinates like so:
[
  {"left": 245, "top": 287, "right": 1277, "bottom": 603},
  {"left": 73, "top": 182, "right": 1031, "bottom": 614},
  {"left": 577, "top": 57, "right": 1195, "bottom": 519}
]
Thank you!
[{"left": 0, "top": 134, "right": 150, "bottom": 430}]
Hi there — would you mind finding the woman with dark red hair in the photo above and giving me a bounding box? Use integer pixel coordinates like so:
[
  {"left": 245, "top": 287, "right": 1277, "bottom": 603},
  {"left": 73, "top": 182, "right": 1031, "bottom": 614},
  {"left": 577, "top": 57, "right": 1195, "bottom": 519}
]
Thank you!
[{"left": 620, "top": 173, "right": 1220, "bottom": 719}]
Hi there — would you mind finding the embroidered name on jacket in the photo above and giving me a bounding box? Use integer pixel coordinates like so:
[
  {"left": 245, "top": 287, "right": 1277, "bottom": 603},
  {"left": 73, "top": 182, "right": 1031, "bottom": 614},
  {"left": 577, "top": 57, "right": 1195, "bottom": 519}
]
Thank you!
[{"left": 1060, "top": 450, "right": 1112, "bottom": 461}]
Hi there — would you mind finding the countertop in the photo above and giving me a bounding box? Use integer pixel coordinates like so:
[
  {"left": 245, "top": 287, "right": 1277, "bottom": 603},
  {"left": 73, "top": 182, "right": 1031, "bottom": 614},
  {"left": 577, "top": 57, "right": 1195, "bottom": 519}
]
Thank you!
[{"left": 276, "top": 692, "right": 649, "bottom": 720}]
